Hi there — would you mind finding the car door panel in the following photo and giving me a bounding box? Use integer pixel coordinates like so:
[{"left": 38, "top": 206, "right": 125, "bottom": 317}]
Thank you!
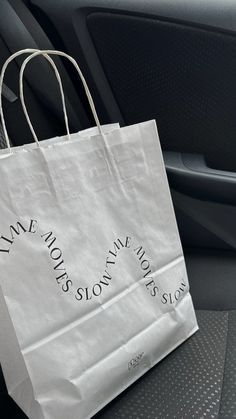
[{"left": 27, "top": 0, "right": 236, "bottom": 253}]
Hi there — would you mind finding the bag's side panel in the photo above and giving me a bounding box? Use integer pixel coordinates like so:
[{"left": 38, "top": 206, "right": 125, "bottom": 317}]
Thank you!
[{"left": 0, "top": 287, "right": 44, "bottom": 419}]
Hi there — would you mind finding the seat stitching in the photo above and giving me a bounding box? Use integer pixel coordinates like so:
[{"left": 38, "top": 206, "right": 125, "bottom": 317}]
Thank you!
[{"left": 218, "top": 310, "right": 230, "bottom": 418}]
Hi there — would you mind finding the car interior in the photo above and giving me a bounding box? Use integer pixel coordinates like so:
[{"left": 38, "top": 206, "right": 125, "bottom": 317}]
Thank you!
[{"left": 1, "top": 0, "right": 236, "bottom": 417}]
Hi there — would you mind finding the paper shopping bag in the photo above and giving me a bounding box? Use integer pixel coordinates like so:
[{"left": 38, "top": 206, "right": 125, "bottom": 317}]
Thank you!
[{"left": 0, "top": 49, "right": 198, "bottom": 419}]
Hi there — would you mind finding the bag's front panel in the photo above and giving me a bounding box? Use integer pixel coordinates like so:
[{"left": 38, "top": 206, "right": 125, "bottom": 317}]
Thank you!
[{"left": 0, "top": 121, "right": 197, "bottom": 419}]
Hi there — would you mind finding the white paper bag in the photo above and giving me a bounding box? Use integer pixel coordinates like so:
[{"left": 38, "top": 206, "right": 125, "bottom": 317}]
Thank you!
[{"left": 0, "top": 49, "right": 198, "bottom": 419}]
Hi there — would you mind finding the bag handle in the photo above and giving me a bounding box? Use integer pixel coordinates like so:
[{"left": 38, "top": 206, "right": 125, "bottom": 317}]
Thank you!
[
  {"left": 19, "top": 50, "right": 102, "bottom": 147},
  {"left": 0, "top": 49, "right": 70, "bottom": 152}
]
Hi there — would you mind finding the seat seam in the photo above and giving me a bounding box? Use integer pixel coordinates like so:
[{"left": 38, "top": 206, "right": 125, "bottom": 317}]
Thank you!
[{"left": 218, "top": 311, "right": 230, "bottom": 419}]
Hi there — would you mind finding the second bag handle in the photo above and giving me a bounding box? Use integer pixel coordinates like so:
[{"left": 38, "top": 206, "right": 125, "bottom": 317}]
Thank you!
[{"left": 20, "top": 50, "right": 102, "bottom": 146}]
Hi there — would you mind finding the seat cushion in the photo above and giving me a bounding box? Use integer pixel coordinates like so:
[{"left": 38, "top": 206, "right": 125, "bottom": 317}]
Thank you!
[{"left": 1, "top": 310, "right": 236, "bottom": 418}]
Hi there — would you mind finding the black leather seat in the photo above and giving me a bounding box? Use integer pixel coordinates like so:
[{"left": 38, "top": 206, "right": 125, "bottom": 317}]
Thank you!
[{"left": 0, "top": 0, "right": 90, "bottom": 148}]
